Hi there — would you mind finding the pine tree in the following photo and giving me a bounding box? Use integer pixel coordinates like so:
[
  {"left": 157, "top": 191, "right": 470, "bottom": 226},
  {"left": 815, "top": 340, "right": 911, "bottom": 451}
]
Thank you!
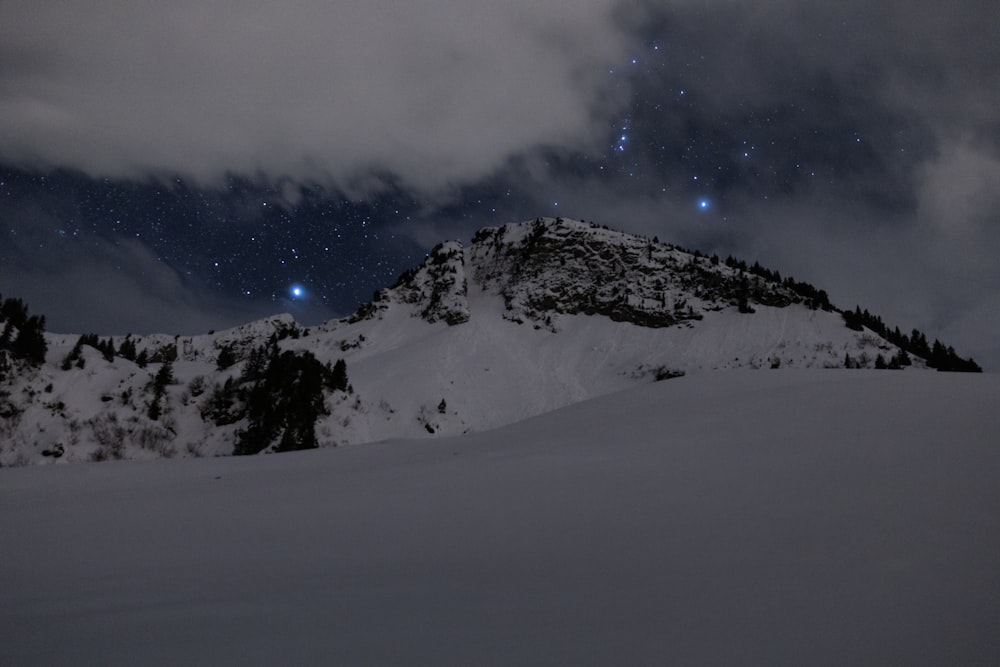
[
  {"left": 11, "top": 315, "right": 47, "bottom": 365},
  {"left": 63, "top": 337, "right": 86, "bottom": 370},
  {"left": 154, "top": 360, "right": 174, "bottom": 389},
  {"left": 98, "top": 338, "right": 115, "bottom": 362},
  {"left": 147, "top": 360, "right": 174, "bottom": 421},
  {"left": 216, "top": 343, "right": 237, "bottom": 370},
  {"left": 0, "top": 321, "right": 13, "bottom": 349},
  {"left": 330, "top": 358, "right": 349, "bottom": 392},
  {"left": 118, "top": 336, "right": 137, "bottom": 362},
  {"left": 0, "top": 297, "right": 28, "bottom": 327}
]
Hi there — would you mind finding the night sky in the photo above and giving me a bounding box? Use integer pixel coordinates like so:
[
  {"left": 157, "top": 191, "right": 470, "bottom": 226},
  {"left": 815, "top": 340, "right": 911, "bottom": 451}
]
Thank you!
[{"left": 1, "top": 2, "right": 998, "bottom": 367}]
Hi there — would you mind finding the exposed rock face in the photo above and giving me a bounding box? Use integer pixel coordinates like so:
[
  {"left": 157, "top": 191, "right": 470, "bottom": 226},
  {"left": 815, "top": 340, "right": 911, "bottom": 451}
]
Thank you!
[
  {"left": 377, "top": 217, "right": 824, "bottom": 331},
  {"left": 357, "top": 240, "right": 470, "bottom": 325}
]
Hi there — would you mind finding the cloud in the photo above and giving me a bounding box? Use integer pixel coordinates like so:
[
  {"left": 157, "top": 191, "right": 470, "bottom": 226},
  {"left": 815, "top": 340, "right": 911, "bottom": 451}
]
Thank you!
[
  {"left": 631, "top": 1, "right": 999, "bottom": 156},
  {"left": 913, "top": 138, "right": 1000, "bottom": 367},
  {"left": 917, "top": 140, "right": 1000, "bottom": 269},
  {"left": 0, "top": 206, "right": 296, "bottom": 335},
  {"left": 0, "top": 1, "right": 631, "bottom": 196}
]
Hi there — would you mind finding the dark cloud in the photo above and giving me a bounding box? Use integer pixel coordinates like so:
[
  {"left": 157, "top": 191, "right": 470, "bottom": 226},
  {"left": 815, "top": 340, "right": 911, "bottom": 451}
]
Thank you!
[{"left": 0, "top": 200, "right": 273, "bottom": 335}]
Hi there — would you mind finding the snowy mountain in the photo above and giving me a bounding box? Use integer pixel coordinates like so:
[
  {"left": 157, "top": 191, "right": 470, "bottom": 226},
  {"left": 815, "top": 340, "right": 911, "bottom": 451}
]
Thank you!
[
  {"left": 4, "top": 218, "right": 996, "bottom": 665},
  {"left": 0, "top": 217, "right": 982, "bottom": 465}
]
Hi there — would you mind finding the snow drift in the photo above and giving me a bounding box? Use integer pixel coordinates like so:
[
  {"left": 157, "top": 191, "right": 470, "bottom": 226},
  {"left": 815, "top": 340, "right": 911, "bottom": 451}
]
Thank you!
[{"left": 2, "top": 370, "right": 998, "bottom": 664}]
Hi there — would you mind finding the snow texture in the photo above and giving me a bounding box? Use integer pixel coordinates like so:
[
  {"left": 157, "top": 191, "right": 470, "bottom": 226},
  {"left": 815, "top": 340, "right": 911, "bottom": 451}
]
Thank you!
[{"left": 2, "top": 370, "right": 998, "bottom": 664}]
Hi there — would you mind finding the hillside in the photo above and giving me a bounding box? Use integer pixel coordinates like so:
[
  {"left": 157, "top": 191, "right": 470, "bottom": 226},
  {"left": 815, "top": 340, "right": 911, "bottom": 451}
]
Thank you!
[
  {"left": 3, "top": 370, "right": 998, "bottom": 664},
  {"left": 0, "top": 217, "right": 983, "bottom": 465}
]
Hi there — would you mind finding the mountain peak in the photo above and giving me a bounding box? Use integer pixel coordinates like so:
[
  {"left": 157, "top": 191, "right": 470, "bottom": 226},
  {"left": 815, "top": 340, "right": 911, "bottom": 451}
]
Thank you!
[
  {"left": 466, "top": 217, "right": 822, "bottom": 331},
  {"left": 350, "top": 216, "right": 826, "bottom": 331}
]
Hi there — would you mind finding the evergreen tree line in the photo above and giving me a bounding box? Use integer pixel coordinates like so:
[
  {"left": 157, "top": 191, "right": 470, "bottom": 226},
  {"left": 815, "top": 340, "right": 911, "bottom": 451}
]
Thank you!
[
  {"left": 62, "top": 333, "right": 146, "bottom": 369},
  {"left": 843, "top": 350, "right": 912, "bottom": 370},
  {"left": 0, "top": 294, "right": 48, "bottom": 368},
  {"left": 203, "top": 337, "right": 350, "bottom": 455},
  {"left": 723, "top": 257, "right": 832, "bottom": 310},
  {"left": 841, "top": 306, "right": 981, "bottom": 372}
]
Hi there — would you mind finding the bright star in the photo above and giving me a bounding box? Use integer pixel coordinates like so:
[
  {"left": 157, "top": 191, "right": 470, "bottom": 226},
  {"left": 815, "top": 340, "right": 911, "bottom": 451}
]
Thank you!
[
  {"left": 698, "top": 199, "right": 710, "bottom": 210},
  {"left": 290, "top": 284, "right": 304, "bottom": 299}
]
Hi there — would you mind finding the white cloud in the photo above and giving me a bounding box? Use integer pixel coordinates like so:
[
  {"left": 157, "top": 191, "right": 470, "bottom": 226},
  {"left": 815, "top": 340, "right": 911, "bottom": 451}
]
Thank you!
[
  {"left": 918, "top": 140, "right": 1000, "bottom": 262},
  {"left": 0, "top": 1, "right": 630, "bottom": 196}
]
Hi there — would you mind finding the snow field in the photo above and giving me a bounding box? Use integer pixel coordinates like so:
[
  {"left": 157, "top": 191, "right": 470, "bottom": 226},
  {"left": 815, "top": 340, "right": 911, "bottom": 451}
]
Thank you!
[{"left": 2, "top": 370, "right": 998, "bottom": 665}]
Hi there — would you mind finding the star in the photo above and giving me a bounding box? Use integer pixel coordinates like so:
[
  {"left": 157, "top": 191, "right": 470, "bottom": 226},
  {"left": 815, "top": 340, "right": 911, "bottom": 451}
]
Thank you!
[
  {"left": 698, "top": 199, "right": 710, "bottom": 210},
  {"left": 290, "top": 284, "right": 304, "bottom": 299}
]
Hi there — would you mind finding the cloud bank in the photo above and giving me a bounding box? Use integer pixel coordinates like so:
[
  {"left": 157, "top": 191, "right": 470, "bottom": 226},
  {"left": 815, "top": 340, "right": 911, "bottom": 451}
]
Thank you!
[{"left": 0, "top": 1, "right": 630, "bottom": 195}]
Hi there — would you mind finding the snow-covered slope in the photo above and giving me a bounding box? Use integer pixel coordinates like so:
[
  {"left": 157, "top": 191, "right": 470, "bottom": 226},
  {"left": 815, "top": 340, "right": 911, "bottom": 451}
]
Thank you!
[
  {"left": 0, "top": 218, "right": 980, "bottom": 464},
  {"left": 3, "top": 370, "right": 998, "bottom": 664}
]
